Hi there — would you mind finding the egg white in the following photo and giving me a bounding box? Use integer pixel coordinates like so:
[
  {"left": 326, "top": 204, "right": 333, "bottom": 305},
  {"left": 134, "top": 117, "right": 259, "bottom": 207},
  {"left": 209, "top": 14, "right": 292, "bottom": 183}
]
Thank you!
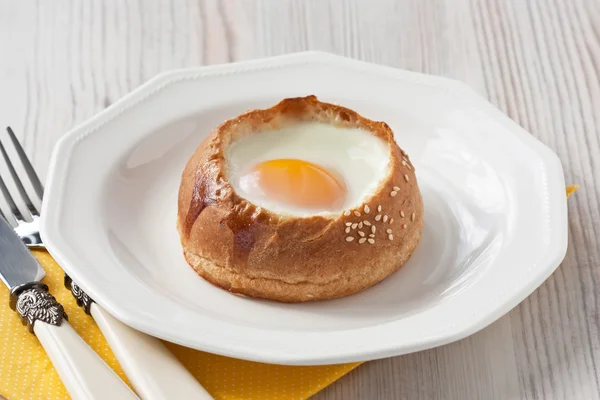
[{"left": 226, "top": 122, "right": 390, "bottom": 217}]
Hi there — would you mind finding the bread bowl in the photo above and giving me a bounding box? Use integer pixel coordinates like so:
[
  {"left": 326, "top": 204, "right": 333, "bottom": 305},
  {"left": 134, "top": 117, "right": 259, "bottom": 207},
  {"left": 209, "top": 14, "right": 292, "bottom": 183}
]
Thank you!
[{"left": 177, "top": 95, "right": 423, "bottom": 302}]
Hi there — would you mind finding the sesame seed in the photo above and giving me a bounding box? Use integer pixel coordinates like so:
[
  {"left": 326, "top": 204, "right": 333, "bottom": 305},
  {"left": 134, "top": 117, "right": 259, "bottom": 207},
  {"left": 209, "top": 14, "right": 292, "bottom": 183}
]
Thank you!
[
  {"left": 402, "top": 160, "right": 407, "bottom": 166},
  {"left": 371, "top": 226, "right": 376, "bottom": 233},
  {"left": 344, "top": 210, "right": 351, "bottom": 216},
  {"left": 375, "top": 215, "right": 382, "bottom": 221},
  {"left": 359, "top": 238, "right": 367, "bottom": 244},
  {"left": 358, "top": 231, "right": 365, "bottom": 237},
  {"left": 393, "top": 186, "right": 400, "bottom": 191},
  {"left": 368, "top": 238, "right": 375, "bottom": 244},
  {"left": 390, "top": 191, "right": 398, "bottom": 197},
  {"left": 354, "top": 211, "right": 361, "bottom": 217},
  {"left": 363, "top": 220, "right": 371, "bottom": 226},
  {"left": 358, "top": 222, "right": 363, "bottom": 229},
  {"left": 345, "top": 227, "right": 351, "bottom": 233},
  {"left": 345, "top": 222, "right": 352, "bottom": 226},
  {"left": 404, "top": 174, "right": 409, "bottom": 182},
  {"left": 400, "top": 211, "right": 405, "bottom": 218},
  {"left": 388, "top": 234, "right": 394, "bottom": 241},
  {"left": 369, "top": 233, "right": 375, "bottom": 238},
  {"left": 346, "top": 236, "right": 354, "bottom": 242},
  {"left": 389, "top": 218, "right": 394, "bottom": 224},
  {"left": 364, "top": 205, "right": 370, "bottom": 214},
  {"left": 383, "top": 215, "right": 388, "bottom": 223},
  {"left": 403, "top": 224, "right": 408, "bottom": 229},
  {"left": 352, "top": 223, "right": 358, "bottom": 229},
  {"left": 411, "top": 212, "right": 416, "bottom": 221},
  {"left": 386, "top": 229, "right": 392, "bottom": 234}
]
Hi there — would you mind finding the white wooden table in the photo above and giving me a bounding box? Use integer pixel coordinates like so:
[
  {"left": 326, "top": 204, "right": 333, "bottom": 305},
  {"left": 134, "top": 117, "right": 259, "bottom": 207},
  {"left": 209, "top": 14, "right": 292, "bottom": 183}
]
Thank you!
[{"left": 1, "top": 1, "right": 598, "bottom": 399}]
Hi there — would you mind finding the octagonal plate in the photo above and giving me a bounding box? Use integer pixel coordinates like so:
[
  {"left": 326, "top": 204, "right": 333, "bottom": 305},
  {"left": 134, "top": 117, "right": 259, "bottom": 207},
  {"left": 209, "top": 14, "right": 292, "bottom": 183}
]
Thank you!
[{"left": 41, "top": 52, "right": 567, "bottom": 365}]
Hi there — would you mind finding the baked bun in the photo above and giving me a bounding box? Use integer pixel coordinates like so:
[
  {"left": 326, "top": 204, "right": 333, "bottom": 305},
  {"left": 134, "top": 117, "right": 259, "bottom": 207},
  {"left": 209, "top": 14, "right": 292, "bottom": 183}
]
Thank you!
[{"left": 177, "top": 96, "right": 423, "bottom": 302}]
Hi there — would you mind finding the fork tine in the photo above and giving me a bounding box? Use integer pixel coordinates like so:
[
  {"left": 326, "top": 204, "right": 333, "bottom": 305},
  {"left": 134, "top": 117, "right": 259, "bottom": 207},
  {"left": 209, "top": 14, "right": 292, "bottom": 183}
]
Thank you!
[
  {"left": 0, "top": 207, "right": 14, "bottom": 227},
  {"left": 0, "top": 174, "right": 21, "bottom": 227},
  {"left": 0, "top": 139, "right": 37, "bottom": 218},
  {"left": 6, "top": 127, "right": 44, "bottom": 199}
]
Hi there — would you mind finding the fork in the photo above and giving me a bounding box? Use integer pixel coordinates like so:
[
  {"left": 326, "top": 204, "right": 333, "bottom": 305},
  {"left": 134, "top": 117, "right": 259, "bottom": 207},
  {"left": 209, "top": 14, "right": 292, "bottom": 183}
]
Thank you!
[
  {"left": 2, "top": 127, "right": 213, "bottom": 400},
  {"left": 0, "top": 128, "right": 139, "bottom": 399}
]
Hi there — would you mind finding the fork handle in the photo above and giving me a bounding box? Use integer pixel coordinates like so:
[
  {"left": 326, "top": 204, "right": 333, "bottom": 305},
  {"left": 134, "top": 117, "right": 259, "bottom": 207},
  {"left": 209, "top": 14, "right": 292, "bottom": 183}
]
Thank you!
[
  {"left": 34, "top": 320, "right": 140, "bottom": 400},
  {"left": 64, "top": 275, "right": 213, "bottom": 400},
  {"left": 91, "top": 303, "right": 214, "bottom": 400}
]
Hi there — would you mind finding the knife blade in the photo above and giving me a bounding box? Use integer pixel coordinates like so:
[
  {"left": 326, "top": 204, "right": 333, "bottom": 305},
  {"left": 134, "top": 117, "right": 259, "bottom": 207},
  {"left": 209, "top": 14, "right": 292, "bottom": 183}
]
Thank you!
[{"left": 0, "top": 216, "right": 45, "bottom": 290}]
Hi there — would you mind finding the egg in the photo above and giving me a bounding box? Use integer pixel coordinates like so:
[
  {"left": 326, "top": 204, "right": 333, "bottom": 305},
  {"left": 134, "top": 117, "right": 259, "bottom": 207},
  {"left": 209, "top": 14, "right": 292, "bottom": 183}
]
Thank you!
[{"left": 226, "top": 122, "right": 390, "bottom": 216}]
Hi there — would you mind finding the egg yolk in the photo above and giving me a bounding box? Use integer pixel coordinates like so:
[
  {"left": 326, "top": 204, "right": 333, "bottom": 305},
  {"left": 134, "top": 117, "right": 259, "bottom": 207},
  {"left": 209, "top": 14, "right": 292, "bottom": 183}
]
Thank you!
[{"left": 242, "top": 159, "right": 347, "bottom": 210}]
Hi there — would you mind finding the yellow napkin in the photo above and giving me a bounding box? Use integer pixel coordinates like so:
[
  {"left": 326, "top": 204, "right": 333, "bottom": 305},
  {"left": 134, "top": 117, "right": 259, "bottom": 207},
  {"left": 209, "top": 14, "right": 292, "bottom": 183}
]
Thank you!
[{"left": 0, "top": 186, "right": 578, "bottom": 400}]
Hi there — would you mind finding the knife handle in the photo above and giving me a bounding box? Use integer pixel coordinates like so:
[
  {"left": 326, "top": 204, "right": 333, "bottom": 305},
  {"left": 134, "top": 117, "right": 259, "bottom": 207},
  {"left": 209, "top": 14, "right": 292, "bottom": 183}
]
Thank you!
[
  {"left": 11, "top": 282, "right": 138, "bottom": 400},
  {"left": 34, "top": 321, "right": 139, "bottom": 400},
  {"left": 65, "top": 276, "right": 214, "bottom": 400}
]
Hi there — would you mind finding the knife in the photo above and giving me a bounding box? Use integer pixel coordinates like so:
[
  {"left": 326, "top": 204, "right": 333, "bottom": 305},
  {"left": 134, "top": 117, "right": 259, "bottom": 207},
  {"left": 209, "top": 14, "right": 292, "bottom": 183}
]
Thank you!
[{"left": 0, "top": 217, "right": 139, "bottom": 400}]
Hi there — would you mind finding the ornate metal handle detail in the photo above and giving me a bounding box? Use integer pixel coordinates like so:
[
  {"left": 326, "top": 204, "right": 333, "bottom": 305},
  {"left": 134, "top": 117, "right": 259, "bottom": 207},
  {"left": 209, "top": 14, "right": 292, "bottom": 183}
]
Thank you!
[
  {"left": 9, "top": 282, "right": 67, "bottom": 333},
  {"left": 64, "top": 274, "right": 95, "bottom": 315}
]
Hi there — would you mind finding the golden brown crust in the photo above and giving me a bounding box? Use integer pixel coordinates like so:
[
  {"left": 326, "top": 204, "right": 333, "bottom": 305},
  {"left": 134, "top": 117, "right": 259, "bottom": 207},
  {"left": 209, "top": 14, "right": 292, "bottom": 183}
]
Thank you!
[{"left": 177, "top": 96, "right": 423, "bottom": 302}]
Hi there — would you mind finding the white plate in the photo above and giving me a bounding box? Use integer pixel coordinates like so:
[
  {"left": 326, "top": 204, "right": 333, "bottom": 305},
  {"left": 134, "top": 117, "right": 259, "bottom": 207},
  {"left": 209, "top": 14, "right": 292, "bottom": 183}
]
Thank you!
[{"left": 41, "top": 52, "right": 568, "bottom": 365}]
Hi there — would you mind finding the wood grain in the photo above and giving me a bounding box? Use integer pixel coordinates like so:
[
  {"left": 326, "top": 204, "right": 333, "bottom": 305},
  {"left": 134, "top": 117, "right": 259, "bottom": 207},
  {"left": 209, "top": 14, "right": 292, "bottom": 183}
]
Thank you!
[{"left": 0, "top": 0, "right": 598, "bottom": 399}]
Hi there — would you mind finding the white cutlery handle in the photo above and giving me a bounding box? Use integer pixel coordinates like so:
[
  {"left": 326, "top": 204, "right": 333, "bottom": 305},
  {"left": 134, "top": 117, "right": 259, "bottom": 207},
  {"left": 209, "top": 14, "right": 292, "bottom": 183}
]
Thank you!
[
  {"left": 90, "top": 303, "right": 214, "bottom": 400},
  {"left": 34, "top": 320, "right": 139, "bottom": 400},
  {"left": 12, "top": 282, "right": 138, "bottom": 400}
]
